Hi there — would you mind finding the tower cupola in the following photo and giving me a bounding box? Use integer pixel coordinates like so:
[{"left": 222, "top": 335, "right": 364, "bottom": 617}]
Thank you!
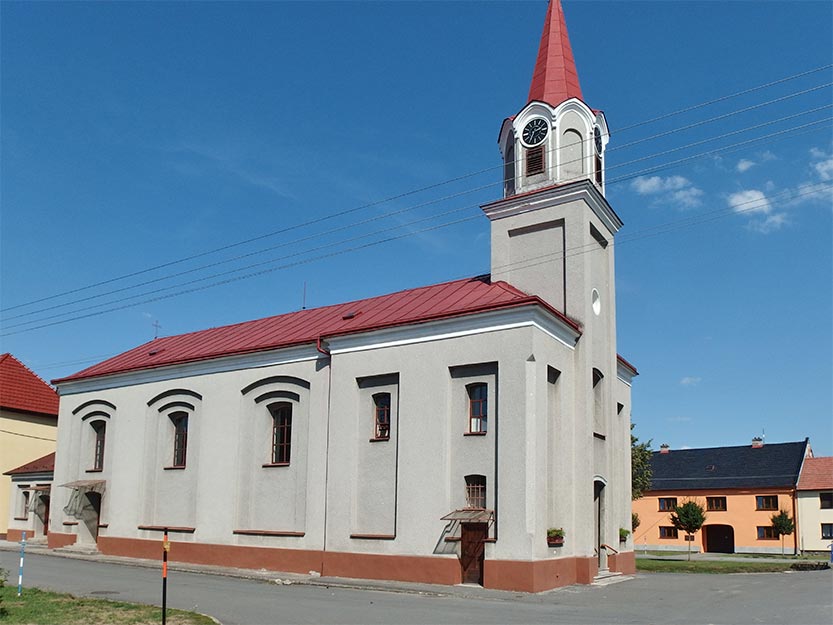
[{"left": 499, "top": 0, "right": 609, "bottom": 198}]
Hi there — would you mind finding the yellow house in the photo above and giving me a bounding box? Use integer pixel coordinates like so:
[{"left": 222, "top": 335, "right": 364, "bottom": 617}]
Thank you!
[
  {"left": 633, "top": 439, "right": 811, "bottom": 554},
  {"left": 0, "top": 353, "right": 59, "bottom": 539}
]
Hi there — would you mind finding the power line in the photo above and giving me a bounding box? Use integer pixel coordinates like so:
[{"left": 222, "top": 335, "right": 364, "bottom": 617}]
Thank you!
[
  {"left": 3, "top": 66, "right": 829, "bottom": 315},
  {"left": 5, "top": 114, "right": 830, "bottom": 332},
  {"left": 4, "top": 102, "right": 829, "bottom": 325},
  {"left": 0, "top": 429, "right": 56, "bottom": 442}
]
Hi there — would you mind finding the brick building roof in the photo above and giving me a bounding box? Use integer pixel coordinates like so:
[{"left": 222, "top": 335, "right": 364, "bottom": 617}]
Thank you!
[
  {"left": 0, "top": 353, "right": 59, "bottom": 418},
  {"left": 797, "top": 456, "right": 833, "bottom": 491},
  {"left": 3, "top": 452, "right": 55, "bottom": 476}
]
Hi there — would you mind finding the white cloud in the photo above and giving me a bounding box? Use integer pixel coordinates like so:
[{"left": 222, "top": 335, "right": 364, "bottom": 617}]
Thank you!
[
  {"left": 736, "top": 159, "right": 755, "bottom": 173},
  {"left": 680, "top": 376, "right": 701, "bottom": 386},
  {"left": 632, "top": 175, "right": 691, "bottom": 194},
  {"left": 760, "top": 150, "right": 776, "bottom": 162},
  {"left": 810, "top": 147, "right": 827, "bottom": 159},
  {"left": 728, "top": 189, "right": 788, "bottom": 233},
  {"left": 814, "top": 158, "right": 833, "bottom": 182},
  {"left": 727, "top": 189, "right": 771, "bottom": 215},
  {"left": 631, "top": 175, "right": 703, "bottom": 209}
]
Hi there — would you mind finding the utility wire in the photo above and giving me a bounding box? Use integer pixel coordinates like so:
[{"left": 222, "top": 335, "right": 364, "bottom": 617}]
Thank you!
[
  {"left": 3, "top": 67, "right": 829, "bottom": 314},
  {"left": 4, "top": 103, "right": 830, "bottom": 324}
]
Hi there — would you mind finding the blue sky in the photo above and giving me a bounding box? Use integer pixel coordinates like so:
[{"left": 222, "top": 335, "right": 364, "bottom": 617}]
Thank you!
[{"left": 2, "top": 1, "right": 831, "bottom": 455}]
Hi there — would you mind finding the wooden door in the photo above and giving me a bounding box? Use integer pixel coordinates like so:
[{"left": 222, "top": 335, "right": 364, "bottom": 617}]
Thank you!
[
  {"left": 460, "top": 523, "right": 487, "bottom": 585},
  {"left": 41, "top": 495, "right": 50, "bottom": 536}
]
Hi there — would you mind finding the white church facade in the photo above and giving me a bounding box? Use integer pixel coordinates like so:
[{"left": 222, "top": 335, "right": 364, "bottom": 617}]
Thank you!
[{"left": 49, "top": 1, "right": 637, "bottom": 591}]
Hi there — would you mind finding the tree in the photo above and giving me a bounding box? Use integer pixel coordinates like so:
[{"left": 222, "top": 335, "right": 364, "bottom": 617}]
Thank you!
[
  {"left": 631, "top": 424, "right": 653, "bottom": 500},
  {"left": 632, "top": 512, "right": 641, "bottom": 531},
  {"left": 770, "top": 509, "right": 795, "bottom": 556},
  {"left": 671, "top": 500, "right": 707, "bottom": 561}
]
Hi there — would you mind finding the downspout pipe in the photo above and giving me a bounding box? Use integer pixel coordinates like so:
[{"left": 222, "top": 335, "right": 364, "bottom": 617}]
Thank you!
[{"left": 317, "top": 335, "right": 332, "bottom": 576}]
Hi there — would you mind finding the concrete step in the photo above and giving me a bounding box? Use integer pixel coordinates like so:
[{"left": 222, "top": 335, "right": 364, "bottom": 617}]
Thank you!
[
  {"left": 53, "top": 544, "right": 100, "bottom": 555},
  {"left": 592, "top": 570, "right": 633, "bottom": 586}
]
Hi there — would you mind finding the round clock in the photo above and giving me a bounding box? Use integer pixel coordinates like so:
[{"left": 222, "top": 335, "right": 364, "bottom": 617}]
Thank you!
[
  {"left": 594, "top": 127, "right": 603, "bottom": 154},
  {"left": 522, "top": 118, "right": 549, "bottom": 147}
]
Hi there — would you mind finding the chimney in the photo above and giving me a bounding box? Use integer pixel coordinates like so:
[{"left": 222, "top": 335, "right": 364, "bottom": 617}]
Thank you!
[
  {"left": 752, "top": 437, "right": 764, "bottom": 448},
  {"left": 659, "top": 443, "right": 670, "bottom": 454}
]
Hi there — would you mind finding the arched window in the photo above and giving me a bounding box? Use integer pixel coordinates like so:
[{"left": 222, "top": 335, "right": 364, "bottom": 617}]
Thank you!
[
  {"left": 467, "top": 383, "right": 488, "bottom": 433},
  {"left": 373, "top": 393, "right": 391, "bottom": 440},
  {"left": 465, "top": 474, "right": 487, "bottom": 509},
  {"left": 270, "top": 403, "right": 293, "bottom": 465},
  {"left": 504, "top": 142, "right": 516, "bottom": 197},
  {"left": 91, "top": 420, "right": 106, "bottom": 471},
  {"left": 592, "top": 368, "right": 604, "bottom": 434},
  {"left": 170, "top": 412, "right": 189, "bottom": 468},
  {"left": 561, "top": 128, "right": 584, "bottom": 179}
]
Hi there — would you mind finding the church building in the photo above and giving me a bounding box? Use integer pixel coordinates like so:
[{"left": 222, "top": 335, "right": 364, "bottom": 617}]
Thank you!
[{"left": 49, "top": 1, "right": 637, "bottom": 591}]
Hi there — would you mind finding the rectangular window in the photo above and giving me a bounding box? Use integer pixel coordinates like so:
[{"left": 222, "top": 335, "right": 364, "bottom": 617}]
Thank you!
[
  {"left": 756, "top": 495, "right": 778, "bottom": 510},
  {"left": 707, "top": 496, "right": 727, "bottom": 511},
  {"left": 373, "top": 393, "right": 391, "bottom": 440},
  {"left": 822, "top": 524, "right": 833, "bottom": 540},
  {"left": 172, "top": 414, "right": 188, "bottom": 468},
  {"left": 467, "top": 383, "right": 488, "bottom": 434},
  {"left": 525, "top": 146, "right": 544, "bottom": 176},
  {"left": 270, "top": 403, "right": 292, "bottom": 465},
  {"left": 658, "top": 497, "right": 677, "bottom": 511},
  {"left": 19, "top": 490, "right": 30, "bottom": 520},
  {"left": 757, "top": 526, "right": 778, "bottom": 540},
  {"left": 820, "top": 492, "right": 833, "bottom": 509},
  {"left": 659, "top": 526, "right": 678, "bottom": 539},
  {"left": 465, "top": 475, "right": 487, "bottom": 509}
]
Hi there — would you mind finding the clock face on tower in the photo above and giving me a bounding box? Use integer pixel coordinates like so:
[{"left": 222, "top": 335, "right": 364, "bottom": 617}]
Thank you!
[{"left": 522, "top": 118, "right": 549, "bottom": 147}]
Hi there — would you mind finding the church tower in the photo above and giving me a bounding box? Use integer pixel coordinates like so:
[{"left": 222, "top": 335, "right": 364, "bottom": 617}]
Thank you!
[{"left": 483, "top": 0, "right": 620, "bottom": 323}]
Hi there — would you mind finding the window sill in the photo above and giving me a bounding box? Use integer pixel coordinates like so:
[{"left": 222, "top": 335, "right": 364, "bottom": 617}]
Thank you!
[
  {"left": 444, "top": 536, "right": 497, "bottom": 543},
  {"left": 234, "top": 529, "right": 305, "bottom": 537},
  {"left": 13, "top": 516, "right": 28, "bottom": 521},
  {"left": 368, "top": 437, "right": 390, "bottom": 443},
  {"left": 62, "top": 521, "right": 79, "bottom": 526},
  {"left": 464, "top": 432, "right": 487, "bottom": 437},
  {"left": 137, "top": 525, "right": 196, "bottom": 533},
  {"left": 163, "top": 465, "right": 186, "bottom": 471},
  {"left": 262, "top": 462, "right": 290, "bottom": 468},
  {"left": 350, "top": 533, "right": 396, "bottom": 540},
  {"left": 593, "top": 432, "right": 606, "bottom": 440},
  {"left": 756, "top": 508, "right": 778, "bottom": 512},
  {"left": 86, "top": 468, "right": 103, "bottom": 473}
]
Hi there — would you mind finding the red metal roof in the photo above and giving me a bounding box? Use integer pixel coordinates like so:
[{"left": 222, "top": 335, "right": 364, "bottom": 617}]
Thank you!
[
  {"left": 527, "top": 0, "right": 583, "bottom": 107},
  {"left": 0, "top": 353, "right": 59, "bottom": 417},
  {"left": 797, "top": 456, "right": 833, "bottom": 491},
  {"left": 4, "top": 452, "right": 55, "bottom": 476},
  {"left": 56, "top": 276, "right": 579, "bottom": 384}
]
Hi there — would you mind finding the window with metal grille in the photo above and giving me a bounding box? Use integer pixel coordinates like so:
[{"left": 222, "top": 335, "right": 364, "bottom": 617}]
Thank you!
[
  {"left": 270, "top": 403, "right": 292, "bottom": 465},
  {"left": 707, "top": 496, "right": 727, "bottom": 511},
  {"left": 467, "top": 383, "right": 488, "bottom": 433},
  {"left": 92, "top": 421, "right": 106, "bottom": 471},
  {"left": 820, "top": 492, "right": 833, "bottom": 509},
  {"left": 756, "top": 495, "right": 778, "bottom": 510},
  {"left": 525, "top": 146, "right": 544, "bottom": 176},
  {"left": 822, "top": 524, "right": 833, "bottom": 539},
  {"left": 171, "top": 413, "right": 188, "bottom": 468},
  {"left": 659, "top": 526, "right": 678, "bottom": 539},
  {"left": 757, "top": 526, "right": 778, "bottom": 540},
  {"left": 373, "top": 393, "right": 391, "bottom": 440},
  {"left": 658, "top": 497, "right": 677, "bottom": 511},
  {"left": 465, "top": 475, "right": 487, "bottom": 509}
]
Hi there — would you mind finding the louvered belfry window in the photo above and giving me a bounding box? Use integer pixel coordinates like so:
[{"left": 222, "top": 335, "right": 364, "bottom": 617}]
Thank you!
[{"left": 526, "top": 146, "right": 545, "bottom": 176}]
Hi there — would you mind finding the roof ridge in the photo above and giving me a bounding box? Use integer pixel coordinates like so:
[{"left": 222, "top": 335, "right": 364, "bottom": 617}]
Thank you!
[{"left": 1, "top": 353, "right": 56, "bottom": 390}]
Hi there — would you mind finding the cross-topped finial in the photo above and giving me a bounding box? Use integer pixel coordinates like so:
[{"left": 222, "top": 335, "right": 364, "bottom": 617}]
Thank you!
[{"left": 153, "top": 320, "right": 162, "bottom": 339}]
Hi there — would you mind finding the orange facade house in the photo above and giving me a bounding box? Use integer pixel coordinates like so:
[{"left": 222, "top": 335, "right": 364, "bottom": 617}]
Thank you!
[{"left": 633, "top": 439, "right": 811, "bottom": 554}]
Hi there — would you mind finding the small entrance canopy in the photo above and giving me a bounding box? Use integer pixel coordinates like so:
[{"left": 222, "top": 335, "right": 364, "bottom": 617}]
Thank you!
[
  {"left": 441, "top": 509, "right": 494, "bottom": 524},
  {"left": 60, "top": 479, "right": 105, "bottom": 492}
]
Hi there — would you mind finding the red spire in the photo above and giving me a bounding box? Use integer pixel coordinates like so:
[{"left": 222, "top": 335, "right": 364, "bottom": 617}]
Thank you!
[{"left": 527, "top": 0, "right": 583, "bottom": 106}]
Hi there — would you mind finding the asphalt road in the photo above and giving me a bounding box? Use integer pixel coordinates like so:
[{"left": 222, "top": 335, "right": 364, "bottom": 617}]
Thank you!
[{"left": 1, "top": 550, "right": 831, "bottom": 625}]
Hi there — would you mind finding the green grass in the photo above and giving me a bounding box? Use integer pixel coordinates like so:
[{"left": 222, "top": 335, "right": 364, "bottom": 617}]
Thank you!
[
  {"left": 637, "top": 559, "right": 802, "bottom": 574},
  {"left": 0, "top": 585, "right": 215, "bottom": 625},
  {"left": 637, "top": 550, "right": 828, "bottom": 560}
]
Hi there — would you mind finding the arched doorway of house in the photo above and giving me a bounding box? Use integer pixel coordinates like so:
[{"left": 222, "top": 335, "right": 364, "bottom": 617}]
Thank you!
[
  {"left": 593, "top": 478, "right": 607, "bottom": 570},
  {"left": 704, "top": 524, "right": 734, "bottom": 553}
]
